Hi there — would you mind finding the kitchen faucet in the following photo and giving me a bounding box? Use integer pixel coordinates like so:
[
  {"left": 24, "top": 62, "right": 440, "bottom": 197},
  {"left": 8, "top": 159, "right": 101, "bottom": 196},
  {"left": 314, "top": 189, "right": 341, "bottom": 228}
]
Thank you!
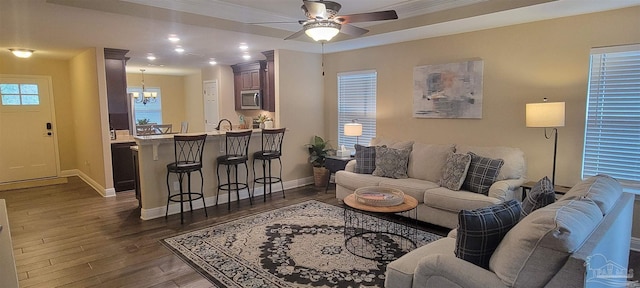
[{"left": 215, "top": 119, "right": 233, "bottom": 131}]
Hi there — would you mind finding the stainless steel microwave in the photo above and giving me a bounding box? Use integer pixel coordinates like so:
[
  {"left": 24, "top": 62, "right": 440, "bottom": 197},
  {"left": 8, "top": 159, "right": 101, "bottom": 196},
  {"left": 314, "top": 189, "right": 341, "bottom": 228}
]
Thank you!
[{"left": 240, "top": 90, "right": 261, "bottom": 110}]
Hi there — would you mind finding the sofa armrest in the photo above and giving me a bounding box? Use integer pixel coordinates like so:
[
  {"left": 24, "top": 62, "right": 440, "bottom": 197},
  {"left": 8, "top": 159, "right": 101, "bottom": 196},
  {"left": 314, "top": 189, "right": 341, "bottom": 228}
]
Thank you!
[
  {"left": 344, "top": 159, "right": 356, "bottom": 172},
  {"left": 413, "top": 254, "right": 507, "bottom": 288},
  {"left": 488, "top": 178, "right": 526, "bottom": 201}
]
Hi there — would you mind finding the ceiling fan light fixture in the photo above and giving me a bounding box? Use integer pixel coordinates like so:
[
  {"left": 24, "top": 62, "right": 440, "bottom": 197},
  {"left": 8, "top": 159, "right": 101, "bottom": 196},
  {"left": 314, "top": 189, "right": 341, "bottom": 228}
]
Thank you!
[
  {"left": 304, "top": 22, "right": 341, "bottom": 42},
  {"left": 9, "top": 49, "right": 34, "bottom": 58}
]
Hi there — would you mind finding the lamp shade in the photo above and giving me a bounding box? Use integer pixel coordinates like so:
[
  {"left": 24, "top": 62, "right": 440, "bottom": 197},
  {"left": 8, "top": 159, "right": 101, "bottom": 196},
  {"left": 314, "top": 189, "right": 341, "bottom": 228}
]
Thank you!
[
  {"left": 304, "top": 22, "right": 341, "bottom": 41},
  {"left": 344, "top": 123, "right": 363, "bottom": 136},
  {"left": 526, "top": 102, "right": 565, "bottom": 127}
]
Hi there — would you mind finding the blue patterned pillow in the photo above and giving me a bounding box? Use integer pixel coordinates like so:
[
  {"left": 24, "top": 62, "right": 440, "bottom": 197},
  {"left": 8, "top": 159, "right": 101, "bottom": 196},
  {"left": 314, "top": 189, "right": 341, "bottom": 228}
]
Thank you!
[
  {"left": 521, "top": 176, "right": 555, "bottom": 219},
  {"left": 455, "top": 199, "right": 521, "bottom": 269},
  {"left": 354, "top": 144, "right": 376, "bottom": 174},
  {"left": 372, "top": 146, "right": 411, "bottom": 179},
  {"left": 462, "top": 152, "right": 504, "bottom": 195},
  {"left": 440, "top": 152, "right": 472, "bottom": 190}
]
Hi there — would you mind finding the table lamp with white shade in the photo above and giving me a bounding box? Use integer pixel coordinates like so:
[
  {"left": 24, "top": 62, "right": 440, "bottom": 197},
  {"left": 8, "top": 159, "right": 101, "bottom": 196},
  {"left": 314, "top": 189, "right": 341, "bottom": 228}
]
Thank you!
[
  {"left": 344, "top": 121, "right": 363, "bottom": 145},
  {"left": 526, "top": 98, "right": 565, "bottom": 186}
]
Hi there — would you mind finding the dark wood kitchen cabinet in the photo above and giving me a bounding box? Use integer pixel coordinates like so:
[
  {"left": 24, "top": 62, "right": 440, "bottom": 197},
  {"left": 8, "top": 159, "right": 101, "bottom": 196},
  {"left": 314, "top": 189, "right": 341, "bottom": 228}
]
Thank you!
[
  {"left": 104, "top": 48, "right": 130, "bottom": 130},
  {"left": 231, "top": 61, "right": 266, "bottom": 110},
  {"left": 111, "top": 142, "right": 136, "bottom": 192},
  {"left": 262, "top": 50, "right": 275, "bottom": 112}
]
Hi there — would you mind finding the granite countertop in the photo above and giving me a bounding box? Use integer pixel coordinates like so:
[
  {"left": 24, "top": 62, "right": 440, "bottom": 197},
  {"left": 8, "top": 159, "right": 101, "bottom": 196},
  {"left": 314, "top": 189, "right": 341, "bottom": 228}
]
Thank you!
[{"left": 111, "top": 134, "right": 136, "bottom": 144}]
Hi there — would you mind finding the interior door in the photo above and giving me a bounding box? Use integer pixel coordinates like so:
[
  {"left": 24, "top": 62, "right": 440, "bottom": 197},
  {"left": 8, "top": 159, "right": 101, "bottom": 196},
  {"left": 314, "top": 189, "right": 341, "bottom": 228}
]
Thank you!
[
  {"left": 203, "top": 80, "right": 219, "bottom": 132},
  {"left": 0, "top": 76, "right": 57, "bottom": 183}
]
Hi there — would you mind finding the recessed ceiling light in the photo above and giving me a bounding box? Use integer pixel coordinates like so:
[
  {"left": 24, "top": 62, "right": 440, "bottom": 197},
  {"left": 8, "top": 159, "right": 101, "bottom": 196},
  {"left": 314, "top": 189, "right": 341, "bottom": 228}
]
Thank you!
[
  {"left": 175, "top": 46, "right": 185, "bottom": 53},
  {"left": 147, "top": 55, "right": 156, "bottom": 61},
  {"left": 242, "top": 54, "right": 251, "bottom": 60},
  {"left": 9, "top": 49, "right": 34, "bottom": 58},
  {"left": 168, "top": 34, "right": 180, "bottom": 42},
  {"left": 209, "top": 59, "right": 217, "bottom": 65},
  {"left": 239, "top": 43, "right": 248, "bottom": 50}
]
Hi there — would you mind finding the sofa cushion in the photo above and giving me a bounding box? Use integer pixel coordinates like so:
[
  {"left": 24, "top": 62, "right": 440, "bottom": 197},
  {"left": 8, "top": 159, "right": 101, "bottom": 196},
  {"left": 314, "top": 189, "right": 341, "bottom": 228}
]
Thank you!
[
  {"left": 354, "top": 144, "right": 376, "bottom": 174},
  {"left": 385, "top": 237, "right": 455, "bottom": 288},
  {"left": 423, "top": 187, "right": 502, "bottom": 212},
  {"left": 372, "top": 146, "right": 412, "bottom": 179},
  {"left": 379, "top": 178, "right": 439, "bottom": 204},
  {"left": 370, "top": 137, "right": 414, "bottom": 150},
  {"left": 521, "top": 176, "right": 555, "bottom": 219},
  {"left": 407, "top": 143, "right": 456, "bottom": 182},
  {"left": 489, "top": 199, "right": 603, "bottom": 287},
  {"left": 462, "top": 152, "right": 504, "bottom": 195},
  {"left": 335, "top": 171, "right": 384, "bottom": 191},
  {"left": 440, "top": 152, "right": 472, "bottom": 190},
  {"left": 559, "top": 174, "right": 622, "bottom": 215},
  {"left": 455, "top": 199, "right": 521, "bottom": 269},
  {"left": 455, "top": 145, "right": 525, "bottom": 181}
]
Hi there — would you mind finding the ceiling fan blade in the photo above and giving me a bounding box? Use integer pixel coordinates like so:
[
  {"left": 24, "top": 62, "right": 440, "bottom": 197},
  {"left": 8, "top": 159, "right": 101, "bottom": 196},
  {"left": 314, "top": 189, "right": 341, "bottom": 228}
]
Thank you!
[
  {"left": 336, "top": 10, "right": 398, "bottom": 24},
  {"left": 284, "top": 29, "right": 306, "bottom": 40},
  {"left": 303, "top": 1, "right": 328, "bottom": 19},
  {"left": 340, "top": 24, "right": 369, "bottom": 37}
]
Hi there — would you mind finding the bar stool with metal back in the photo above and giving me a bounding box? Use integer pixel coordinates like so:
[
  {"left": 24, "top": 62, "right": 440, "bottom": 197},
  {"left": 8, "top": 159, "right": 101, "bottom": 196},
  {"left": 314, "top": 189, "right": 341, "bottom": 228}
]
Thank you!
[
  {"left": 216, "top": 130, "right": 253, "bottom": 210},
  {"left": 165, "top": 134, "right": 207, "bottom": 224},
  {"left": 252, "top": 128, "right": 286, "bottom": 202}
]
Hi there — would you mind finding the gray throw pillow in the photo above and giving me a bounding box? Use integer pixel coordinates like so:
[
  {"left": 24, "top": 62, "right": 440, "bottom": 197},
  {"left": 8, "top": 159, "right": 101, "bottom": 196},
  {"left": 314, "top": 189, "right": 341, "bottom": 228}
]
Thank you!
[
  {"left": 440, "top": 152, "right": 472, "bottom": 190},
  {"left": 354, "top": 144, "right": 376, "bottom": 174},
  {"left": 455, "top": 199, "right": 521, "bottom": 269},
  {"left": 462, "top": 152, "right": 504, "bottom": 195},
  {"left": 520, "top": 176, "right": 555, "bottom": 219},
  {"left": 372, "top": 146, "right": 411, "bottom": 179}
]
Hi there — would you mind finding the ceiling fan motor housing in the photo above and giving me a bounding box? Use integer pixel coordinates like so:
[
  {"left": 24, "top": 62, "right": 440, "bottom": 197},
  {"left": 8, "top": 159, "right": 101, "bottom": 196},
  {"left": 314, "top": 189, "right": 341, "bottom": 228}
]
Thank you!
[{"left": 302, "top": 1, "right": 341, "bottom": 19}]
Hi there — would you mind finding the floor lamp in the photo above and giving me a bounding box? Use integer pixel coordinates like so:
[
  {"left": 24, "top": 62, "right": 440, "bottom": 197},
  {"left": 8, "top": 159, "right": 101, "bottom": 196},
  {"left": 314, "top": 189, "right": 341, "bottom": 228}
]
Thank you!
[
  {"left": 344, "top": 121, "right": 363, "bottom": 146},
  {"left": 526, "top": 99, "right": 565, "bottom": 187}
]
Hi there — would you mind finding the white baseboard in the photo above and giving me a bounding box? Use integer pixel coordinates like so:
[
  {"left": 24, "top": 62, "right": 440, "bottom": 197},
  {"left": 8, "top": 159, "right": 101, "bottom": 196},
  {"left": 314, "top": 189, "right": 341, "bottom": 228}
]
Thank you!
[
  {"left": 60, "top": 169, "right": 115, "bottom": 197},
  {"left": 140, "top": 176, "right": 315, "bottom": 220},
  {"left": 631, "top": 237, "right": 640, "bottom": 252}
]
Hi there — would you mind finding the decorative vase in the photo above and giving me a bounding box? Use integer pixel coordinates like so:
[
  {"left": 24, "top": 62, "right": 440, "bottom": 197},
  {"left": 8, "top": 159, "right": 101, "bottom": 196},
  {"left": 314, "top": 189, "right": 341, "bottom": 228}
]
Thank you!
[
  {"left": 259, "top": 122, "right": 265, "bottom": 129},
  {"left": 313, "top": 166, "right": 329, "bottom": 187}
]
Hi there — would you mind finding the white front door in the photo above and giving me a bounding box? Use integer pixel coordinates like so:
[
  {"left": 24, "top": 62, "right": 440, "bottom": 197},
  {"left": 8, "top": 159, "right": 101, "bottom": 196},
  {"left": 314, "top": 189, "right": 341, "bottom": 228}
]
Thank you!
[
  {"left": 203, "top": 80, "right": 219, "bottom": 132},
  {"left": 0, "top": 76, "right": 58, "bottom": 183}
]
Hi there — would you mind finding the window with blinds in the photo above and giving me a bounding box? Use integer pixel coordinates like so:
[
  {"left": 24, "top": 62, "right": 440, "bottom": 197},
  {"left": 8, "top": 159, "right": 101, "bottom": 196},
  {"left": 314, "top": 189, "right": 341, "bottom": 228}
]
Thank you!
[
  {"left": 127, "top": 87, "right": 163, "bottom": 125},
  {"left": 337, "top": 71, "right": 376, "bottom": 150},
  {"left": 582, "top": 44, "right": 640, "bottom": 193}
]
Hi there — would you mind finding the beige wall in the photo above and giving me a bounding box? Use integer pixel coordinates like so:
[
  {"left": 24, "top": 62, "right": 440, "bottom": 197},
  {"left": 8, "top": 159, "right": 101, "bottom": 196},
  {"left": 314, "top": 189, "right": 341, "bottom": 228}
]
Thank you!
[
  {"left": 0, "top": 55, "right": 76, "bottom": 171},
  {"left": 323, "top": 7, "right": 640, "bottom": 237},
  {"left": 69, "top": 48, "right": 106, "bottom": 187},
  {"left": 126, "top": 73, "right": 186, "bottom": 129},
  {"left": 183, "top": 72, "right": 203, "bottom": 132},
  {"left": 276, "top": 49, "right": 324, "bottom": 181}
]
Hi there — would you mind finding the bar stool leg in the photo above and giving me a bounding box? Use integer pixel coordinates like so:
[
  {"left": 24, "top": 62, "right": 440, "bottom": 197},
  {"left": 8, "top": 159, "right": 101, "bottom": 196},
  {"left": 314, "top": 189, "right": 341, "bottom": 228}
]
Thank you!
[
  {"left": 234, "top": 164, "right": 240, "bottom": 208},
  {"left": 187, "top": 172, "right": 193, "bottom": 213},
  {"left": 278, "top": 158, "right": 285, "bottom": 198},
  {"left": 178, "top": 173, "right": 184, "bottom": 224},
  {"left": 244, "top": 162, "right": 253, "bottom": 205},
  {"left": 199, "top": 170, "right": 207, "bottom": 217},
  {"left": 215, "top": 164, "right": 221, "bottom": 206},
  {"left": 262, "top": 159, "right": 268, "bottom": 202},
  {"left": 165, "top": 172, "right": 171, "bottom": 218},
  {"left": 226, "top": 164, "right": 232, "bottom": 210}
]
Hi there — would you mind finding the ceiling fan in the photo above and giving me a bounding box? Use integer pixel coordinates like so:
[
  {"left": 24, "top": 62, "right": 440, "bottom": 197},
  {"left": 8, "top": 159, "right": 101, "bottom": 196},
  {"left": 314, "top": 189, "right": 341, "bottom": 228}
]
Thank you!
[{"left": 284, "top": 0, "right": 398, "bottom": 42}]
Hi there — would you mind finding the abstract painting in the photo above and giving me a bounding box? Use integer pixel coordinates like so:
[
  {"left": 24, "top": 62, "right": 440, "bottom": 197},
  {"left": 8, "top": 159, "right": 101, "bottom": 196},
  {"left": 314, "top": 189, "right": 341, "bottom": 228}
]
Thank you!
[{"left": 413, "top": 60, "right": 484, "bottom": 119}]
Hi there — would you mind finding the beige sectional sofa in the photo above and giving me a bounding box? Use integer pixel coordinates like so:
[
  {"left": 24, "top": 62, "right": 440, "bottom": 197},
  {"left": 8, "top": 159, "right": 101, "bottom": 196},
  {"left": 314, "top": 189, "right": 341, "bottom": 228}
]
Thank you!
[
  {"left": 335, "top": 138, "right": 527, "bottom": 228},
  {"left": 385, "top": 175, "right": 634, "bottom": 288}
]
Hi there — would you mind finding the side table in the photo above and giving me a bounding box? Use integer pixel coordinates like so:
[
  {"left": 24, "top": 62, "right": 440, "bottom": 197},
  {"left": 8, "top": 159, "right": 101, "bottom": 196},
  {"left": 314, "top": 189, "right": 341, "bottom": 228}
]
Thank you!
[
  {"left": 324, "top": 155, "right": 353, "bottom": 193},
  {"left": 521, "top": 181, "right": 572, "bottom": 199}
]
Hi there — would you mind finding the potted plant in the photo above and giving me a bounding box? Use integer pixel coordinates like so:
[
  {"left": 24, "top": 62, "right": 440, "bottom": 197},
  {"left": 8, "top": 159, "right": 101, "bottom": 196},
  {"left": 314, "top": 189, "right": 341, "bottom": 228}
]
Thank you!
[{"left": 305, "top": 135, "right": 332, "bottom": 187}]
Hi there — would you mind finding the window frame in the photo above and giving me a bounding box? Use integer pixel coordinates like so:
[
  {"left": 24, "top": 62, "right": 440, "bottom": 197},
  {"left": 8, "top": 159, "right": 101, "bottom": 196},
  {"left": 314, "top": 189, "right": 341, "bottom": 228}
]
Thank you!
[{"left": 337, "top": 70, "right": 377, "bottom": 151}]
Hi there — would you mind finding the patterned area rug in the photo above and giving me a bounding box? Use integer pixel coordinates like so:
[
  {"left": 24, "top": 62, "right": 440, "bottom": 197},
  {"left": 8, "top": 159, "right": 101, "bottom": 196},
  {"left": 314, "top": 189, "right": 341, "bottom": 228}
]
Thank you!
[{"left": 161, "top": 200, "right": 442, "bottom": 287}]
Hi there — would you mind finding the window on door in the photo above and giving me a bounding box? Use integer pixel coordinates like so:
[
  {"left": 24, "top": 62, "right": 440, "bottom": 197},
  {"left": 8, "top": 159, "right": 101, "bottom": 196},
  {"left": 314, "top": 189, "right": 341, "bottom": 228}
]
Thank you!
[
  {"left": 582, "top": 44, "right": 640, "bottom": 194},
  {"left": 127, "top": 87, "right": 162, "bottom": 125},
  {"left": 337, "top": 70, "right": 377, "bottom": 150},
  {"left": 0, "top": 83, "right": 40, "bottom": 106}
]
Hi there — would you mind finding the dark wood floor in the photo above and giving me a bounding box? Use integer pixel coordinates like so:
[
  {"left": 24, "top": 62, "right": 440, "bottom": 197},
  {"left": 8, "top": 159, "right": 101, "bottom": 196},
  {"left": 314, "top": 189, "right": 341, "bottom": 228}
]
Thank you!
[{"left": 1, "top": 177, "right": 638, "bottom": 287}]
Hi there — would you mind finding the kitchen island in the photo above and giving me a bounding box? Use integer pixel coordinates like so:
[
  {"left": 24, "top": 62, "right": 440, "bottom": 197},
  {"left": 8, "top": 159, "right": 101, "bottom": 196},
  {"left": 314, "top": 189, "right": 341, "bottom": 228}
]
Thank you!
[{"left": 134, "top": 129, "right": 266, "bottom": 220}]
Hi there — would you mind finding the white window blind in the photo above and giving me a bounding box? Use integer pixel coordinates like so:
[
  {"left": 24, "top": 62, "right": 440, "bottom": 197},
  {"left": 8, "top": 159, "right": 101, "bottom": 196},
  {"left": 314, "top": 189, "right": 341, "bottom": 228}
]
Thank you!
[
  {"left": 582, "top": 44, "right": 640, "bottom": 192},
  {"left": 338, "top": 71, "right": 376, "bottom": 150}
]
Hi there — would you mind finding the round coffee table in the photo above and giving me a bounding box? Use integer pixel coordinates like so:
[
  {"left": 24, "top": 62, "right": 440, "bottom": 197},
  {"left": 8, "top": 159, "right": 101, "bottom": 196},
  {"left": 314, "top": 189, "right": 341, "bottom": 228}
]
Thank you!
[{"left": 343, "top": 187, "right": 418, "bottom": 262}]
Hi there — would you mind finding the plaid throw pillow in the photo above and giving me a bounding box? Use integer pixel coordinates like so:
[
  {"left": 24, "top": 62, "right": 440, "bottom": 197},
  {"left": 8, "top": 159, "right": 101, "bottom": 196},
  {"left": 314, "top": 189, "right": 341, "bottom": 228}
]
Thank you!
[
  {"left": 520, "top": 176, "right": 555, "bottom": 219},
  {"left": 354, "top": 144, "right": 376, "bottom": 174},
  {"left": 455, "top": 199, "right": 521, "bottom": 269},
  {"left": 462, "top": 152, "right": 504, "bottom": 195}
]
